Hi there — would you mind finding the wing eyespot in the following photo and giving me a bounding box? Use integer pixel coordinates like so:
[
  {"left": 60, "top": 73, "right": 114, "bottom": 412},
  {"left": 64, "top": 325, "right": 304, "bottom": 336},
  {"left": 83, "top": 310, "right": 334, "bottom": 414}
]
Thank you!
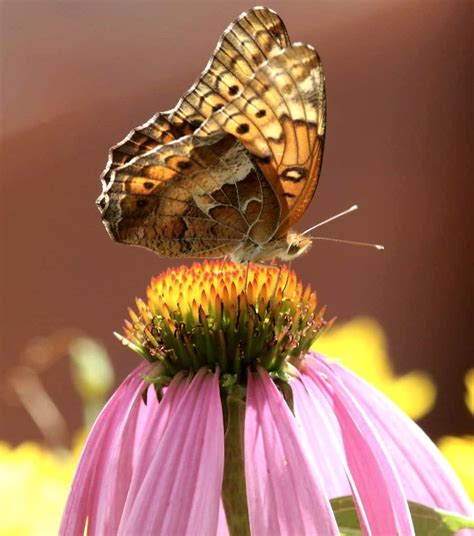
[{"left": 281, "top": 166, "right": 307, "bottom": 183}]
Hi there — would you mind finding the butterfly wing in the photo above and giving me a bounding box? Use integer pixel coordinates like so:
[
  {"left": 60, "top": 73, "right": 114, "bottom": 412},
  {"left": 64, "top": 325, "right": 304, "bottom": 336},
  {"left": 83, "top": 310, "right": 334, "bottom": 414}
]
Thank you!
[
  {"left": 100, "top": 7, "right": 290, "bottom": 185},
  {"left": 198, "top": 44, "right": 326, "bottom": 232},
  {"left": 101, "top": 132, "right": 281, "bottom": 257},
  {"left": 101, "top": 113, "right": 193, "bottom": 186},
  {"left": 99, "top": 10, "right": 324, "bottom": 260},
  {"left": 171, "top": 7, "right": 290, "bottom": 128}
]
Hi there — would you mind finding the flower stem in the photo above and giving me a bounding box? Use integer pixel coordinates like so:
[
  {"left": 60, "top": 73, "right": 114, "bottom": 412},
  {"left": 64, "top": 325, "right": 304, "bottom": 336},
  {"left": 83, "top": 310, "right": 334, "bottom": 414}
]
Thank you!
[{"left": 222, "top": 391, "right": 250, "bottom": 536}]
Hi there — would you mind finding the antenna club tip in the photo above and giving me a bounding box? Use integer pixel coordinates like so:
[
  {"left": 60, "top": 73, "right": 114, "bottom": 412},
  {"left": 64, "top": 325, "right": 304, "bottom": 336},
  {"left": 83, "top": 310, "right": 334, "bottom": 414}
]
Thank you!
[
  {"left": 350, "top": 204, "right": 358, "bottom": 210},
  {"left": 375, "top": 245, "right": 384, "bottom": 251}
]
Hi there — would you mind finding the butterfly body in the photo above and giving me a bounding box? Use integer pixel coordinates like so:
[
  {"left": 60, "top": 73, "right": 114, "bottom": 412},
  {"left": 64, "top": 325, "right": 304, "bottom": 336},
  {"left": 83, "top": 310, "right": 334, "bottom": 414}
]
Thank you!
[
  {"left": 97, "top": 7, "right": 326, "bottom": 263},
  {"left": 226, "top": 232, "right": 312, "bottom": 263}
]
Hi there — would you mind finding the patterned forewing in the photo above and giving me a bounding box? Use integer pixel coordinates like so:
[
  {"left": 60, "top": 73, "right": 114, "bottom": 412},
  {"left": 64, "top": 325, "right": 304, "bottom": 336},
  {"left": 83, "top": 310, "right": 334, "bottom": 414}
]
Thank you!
[
  {"left": 198, "top": 44, "right": 326, "bottom": 230},
  {"left": 171, "top": 7, "right": 291, "bottom": 128},
  {"left": 100, "top": 7, "right": 290, "bottom": 186}
]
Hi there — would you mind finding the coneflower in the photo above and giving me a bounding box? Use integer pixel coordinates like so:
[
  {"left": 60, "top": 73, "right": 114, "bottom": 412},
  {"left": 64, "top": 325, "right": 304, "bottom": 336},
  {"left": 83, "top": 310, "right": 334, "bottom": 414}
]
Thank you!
[{"left": 61, "top": 262, "right": 473, "bottom": 535}]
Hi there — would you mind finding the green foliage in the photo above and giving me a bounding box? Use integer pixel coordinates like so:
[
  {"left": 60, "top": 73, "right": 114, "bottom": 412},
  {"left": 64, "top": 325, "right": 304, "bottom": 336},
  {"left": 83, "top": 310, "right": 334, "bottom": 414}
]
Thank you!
[{"left": 331, "top": 496, "right": 474, "bottom": 535}]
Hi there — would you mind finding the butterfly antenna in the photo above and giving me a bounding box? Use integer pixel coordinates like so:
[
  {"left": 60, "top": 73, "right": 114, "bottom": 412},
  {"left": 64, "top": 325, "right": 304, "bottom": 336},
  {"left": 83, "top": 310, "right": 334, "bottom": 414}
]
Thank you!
[
  {"left": 307, "top": 236, "right": 384, "bottom": 251},
  {"left": 301, "top": 204, "right": 359, "bottom": 235}
]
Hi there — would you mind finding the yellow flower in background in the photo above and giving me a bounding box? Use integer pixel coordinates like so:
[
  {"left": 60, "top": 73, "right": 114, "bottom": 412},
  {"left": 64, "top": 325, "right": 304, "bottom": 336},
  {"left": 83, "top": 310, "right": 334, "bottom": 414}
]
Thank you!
[
  {"left": 437, "top": 435, "right": 474, "bottom": 501},
  {"left": 0, "top": 334, "right": 110, "bottom": 536},
  {"left": 437, "top": 369, "right": 474, "bottom": 501},
  {"left": 0, "top": 439, "right": 82, "bottom": 536},
  {"left": 465, "top": 368, "right": 474, "bottom": 415},
  {"left": 315, "top": 320, "right": 473, "bottom": 500},
  {"left": 313, "top": 316, "right": 436, "bottom": 420}
]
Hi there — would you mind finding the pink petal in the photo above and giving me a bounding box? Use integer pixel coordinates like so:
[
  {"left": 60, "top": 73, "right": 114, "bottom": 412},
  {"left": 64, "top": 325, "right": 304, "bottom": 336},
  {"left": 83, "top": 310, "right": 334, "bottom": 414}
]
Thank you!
[
  {"left": 291, "top": 374, "right": 351, "bottom": 497},
  {"left": 329, "top": 357, "right": 474, "bottom": 516},
  {"left": 306, "top": 357, "right": 415, "bottom": 535},
  {"left": 245, "top": 368, "right": 339, "bottom": 535},
  {"left": 60, "top": 363, "right": 148, "bottom": 536},
  {"left": 122, "top": 373, "right": 189, "bottom": 521},
  {"left": 217, "top": 499, "right": 230, "bottom": 536},
  {"left": 292, "top": 374, "right": 371, "bottom": 534},
  {"left": 131, "top": 383, "right": 159, "bottom": 468},
  {"left": 119, "top": 369, "right": 224, "bottom": 535}
]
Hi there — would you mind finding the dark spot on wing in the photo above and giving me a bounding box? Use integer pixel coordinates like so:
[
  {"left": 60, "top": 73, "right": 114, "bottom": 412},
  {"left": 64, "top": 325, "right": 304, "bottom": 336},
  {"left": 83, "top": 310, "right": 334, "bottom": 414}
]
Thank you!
[
  {"left": 177, "top": 160, "right": 193, "bottom": 170},
  {"left": 236, "top": 123, "right": 250, "bottom": 135}
]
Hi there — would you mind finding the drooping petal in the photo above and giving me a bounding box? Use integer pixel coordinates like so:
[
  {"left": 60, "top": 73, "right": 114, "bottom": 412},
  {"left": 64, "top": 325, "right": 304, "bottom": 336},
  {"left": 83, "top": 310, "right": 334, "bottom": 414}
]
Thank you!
[
  {"left": 119, "top": 369, "right": 224, "bottom": 536},
  {"left": 291, "top": 374, "right": 371, "bottom": 534},
  {"left": 60, "top": 363, "right": 148, "bottom": 536},
  {"left": 330, "top": 358, "right": 474, "bottom": 516},
  {"left": 131, "top": 383, "right": 160, "bottom": 468},
  {"left": 305, "top": 356, "right": 415, "bottom": 535},
  {"left": 245, "top": 367, "right": 339, "bottom": 535},
  {"left": 122, "top": 373, "right": 189, "bottom": 522},
  {"left": 291, "top": 375, "right": 351, "bottom": 497}
]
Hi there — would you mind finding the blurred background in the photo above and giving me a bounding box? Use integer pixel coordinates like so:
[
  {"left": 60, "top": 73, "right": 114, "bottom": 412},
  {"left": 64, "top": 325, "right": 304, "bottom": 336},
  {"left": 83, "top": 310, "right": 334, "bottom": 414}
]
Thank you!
[{"left": 0, "top": 0, "right": 472, "bottom": 530}]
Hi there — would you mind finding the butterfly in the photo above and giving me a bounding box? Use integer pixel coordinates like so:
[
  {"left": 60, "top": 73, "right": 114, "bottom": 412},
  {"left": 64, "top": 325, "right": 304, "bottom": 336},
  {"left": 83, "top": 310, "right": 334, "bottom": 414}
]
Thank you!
[{"left": 96, "top": 7, "right": 326, "bottom": 263}]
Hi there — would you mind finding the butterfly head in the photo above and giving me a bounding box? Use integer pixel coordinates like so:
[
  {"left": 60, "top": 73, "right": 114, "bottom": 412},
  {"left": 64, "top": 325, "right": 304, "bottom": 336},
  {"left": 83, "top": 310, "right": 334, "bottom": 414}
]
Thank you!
[{"left": 278, "top": 232, "right": 312, "bottom": 261}]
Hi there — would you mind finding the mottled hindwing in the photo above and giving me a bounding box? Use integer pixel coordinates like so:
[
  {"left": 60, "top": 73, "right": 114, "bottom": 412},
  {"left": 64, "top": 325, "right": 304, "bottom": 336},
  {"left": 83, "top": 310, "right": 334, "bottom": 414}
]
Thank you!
[
  {"left": 100, "top": 7, "right": 290, "bottom": 185},
  {"left": 198, "top": 44, "right": 326, "bottom": 231},
  {"left": 101, "top": 132, "right": 281, "bottom": 257}
]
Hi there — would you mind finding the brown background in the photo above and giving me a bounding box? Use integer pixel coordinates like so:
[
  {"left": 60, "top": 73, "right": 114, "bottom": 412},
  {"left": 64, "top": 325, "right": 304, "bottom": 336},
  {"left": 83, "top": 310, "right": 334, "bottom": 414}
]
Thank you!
[{"left": 1, "top": 0, "right": 472, "bottom": 445}]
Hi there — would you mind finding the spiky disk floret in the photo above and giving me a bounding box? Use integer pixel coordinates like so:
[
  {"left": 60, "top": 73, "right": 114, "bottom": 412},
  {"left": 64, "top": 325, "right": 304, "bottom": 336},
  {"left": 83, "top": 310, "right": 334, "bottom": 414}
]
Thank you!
[{"left": 121, "top": 261, "right": 332, "bottom": 391}]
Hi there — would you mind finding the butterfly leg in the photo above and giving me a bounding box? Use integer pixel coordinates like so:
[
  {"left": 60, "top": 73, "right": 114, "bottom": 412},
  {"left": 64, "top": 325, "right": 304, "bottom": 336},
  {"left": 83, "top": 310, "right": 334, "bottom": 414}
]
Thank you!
[
  {"left": 244, "top": 261, "right": 251, "bottom": 291},
  {"left": 269, "top": 263, "right": 283, "bottom": 306},
  {"left": 282, "top": 261, "right": 292, "bottom": 294}
]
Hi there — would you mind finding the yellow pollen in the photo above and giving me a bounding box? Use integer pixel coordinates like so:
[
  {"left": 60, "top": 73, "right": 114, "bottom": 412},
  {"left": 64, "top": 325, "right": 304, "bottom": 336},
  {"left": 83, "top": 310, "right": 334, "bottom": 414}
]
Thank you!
[{"left": 131, "top": 261, "right": 311, "bottom": 329}]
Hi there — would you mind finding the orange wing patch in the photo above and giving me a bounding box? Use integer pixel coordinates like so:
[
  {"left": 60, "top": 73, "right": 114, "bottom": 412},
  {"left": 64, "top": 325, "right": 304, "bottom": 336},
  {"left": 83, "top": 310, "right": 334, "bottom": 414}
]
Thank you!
[{"left": 198, "top": 44, "right": 326, "bottom": 231}]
